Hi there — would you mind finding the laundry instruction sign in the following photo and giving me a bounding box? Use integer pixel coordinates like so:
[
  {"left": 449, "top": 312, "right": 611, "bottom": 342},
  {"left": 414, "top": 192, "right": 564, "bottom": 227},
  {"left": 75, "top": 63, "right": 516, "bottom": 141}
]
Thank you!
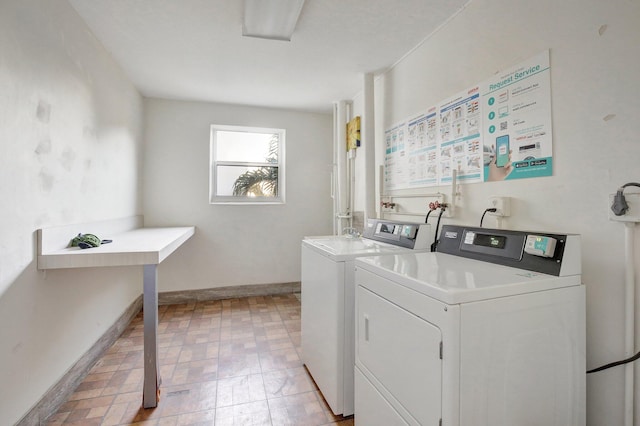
[
  {"left": 438, "top": 87, "right": 482, "bottom": 184},
  {"left": 383, "top": 50, "right": 553, "bottom": 190}
]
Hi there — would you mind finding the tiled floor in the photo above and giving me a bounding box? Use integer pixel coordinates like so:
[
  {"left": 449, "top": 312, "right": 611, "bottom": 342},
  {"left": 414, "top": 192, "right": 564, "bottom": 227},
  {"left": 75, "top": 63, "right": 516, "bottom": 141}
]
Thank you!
[{"left": 47, "top": 294, "right": 354, "bottom": 425}]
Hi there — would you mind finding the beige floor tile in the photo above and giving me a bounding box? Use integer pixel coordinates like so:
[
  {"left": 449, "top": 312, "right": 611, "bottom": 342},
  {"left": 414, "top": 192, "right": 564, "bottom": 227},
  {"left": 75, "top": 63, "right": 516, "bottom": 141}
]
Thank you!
[
  {"left": 45, "top": 294, "right": 356, "bottom": 426},
  {"left": 214, "top": 400, "right": 271, "bottom": 426},
  {"left": 216, "top": 374, "right": 266, "bottom": 408},
  {"left": 259, "top": 348, "right": 303, "bottom": 372},
  {"left": 217, "top": 352, "right": 262, "bottom": 378}
]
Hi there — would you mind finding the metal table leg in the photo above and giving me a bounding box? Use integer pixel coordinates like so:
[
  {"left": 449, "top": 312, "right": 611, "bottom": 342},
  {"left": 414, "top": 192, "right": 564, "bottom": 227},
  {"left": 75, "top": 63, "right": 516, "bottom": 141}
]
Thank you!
[{"left": 142, "top": 264, "right": 160, "bottom": 408}]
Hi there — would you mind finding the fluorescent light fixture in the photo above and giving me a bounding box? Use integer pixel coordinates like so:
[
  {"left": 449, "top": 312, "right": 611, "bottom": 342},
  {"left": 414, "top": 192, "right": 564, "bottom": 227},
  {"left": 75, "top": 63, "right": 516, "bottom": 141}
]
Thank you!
[{"left": 243, "top": 0, "right": 306, "bottom": 41}]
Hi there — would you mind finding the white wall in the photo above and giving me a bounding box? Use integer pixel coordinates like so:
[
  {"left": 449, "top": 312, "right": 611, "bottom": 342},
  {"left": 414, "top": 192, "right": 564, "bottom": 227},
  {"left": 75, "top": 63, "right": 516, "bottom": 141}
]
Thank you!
[
  {"left": 0, "top": 0, "right": 144, "bottom": 424},
  {"left": 143, "top": 98, "right": 333, "bottom": 291},
  {"left": 350, "top": 0, "right": 640, "bottom": 424}
]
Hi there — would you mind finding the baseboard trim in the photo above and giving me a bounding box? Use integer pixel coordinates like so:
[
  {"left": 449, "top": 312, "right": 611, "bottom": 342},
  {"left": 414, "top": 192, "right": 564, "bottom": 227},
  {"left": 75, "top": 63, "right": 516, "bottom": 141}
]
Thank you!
[
  {"left": 158, "top": 282, "right": 301, "bottom": 305},
  {"left": 18, "top": 295, "right": 143, "bottom": 426}
]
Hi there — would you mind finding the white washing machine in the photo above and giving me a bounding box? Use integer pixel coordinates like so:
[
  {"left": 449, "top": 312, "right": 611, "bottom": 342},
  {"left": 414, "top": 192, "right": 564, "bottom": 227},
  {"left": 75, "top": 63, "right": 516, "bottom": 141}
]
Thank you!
[
  {"left": 354, "top": 225, "right": 586, "bottom": 426},
  {"left": 301, "top": 219, "right": 431, "bottom": 416}
]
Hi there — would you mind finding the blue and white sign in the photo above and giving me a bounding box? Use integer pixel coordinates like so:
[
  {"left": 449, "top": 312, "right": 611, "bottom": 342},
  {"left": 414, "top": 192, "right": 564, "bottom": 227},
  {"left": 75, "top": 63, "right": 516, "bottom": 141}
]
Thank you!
[{"left": 481, "top": 50, "right": 553, "bottom": 181}]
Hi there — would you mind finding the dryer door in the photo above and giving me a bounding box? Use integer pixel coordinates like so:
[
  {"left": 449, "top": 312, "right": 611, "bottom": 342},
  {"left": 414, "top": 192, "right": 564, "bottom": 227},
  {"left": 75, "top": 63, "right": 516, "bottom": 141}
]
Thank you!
[{"left": 356, "top": 285, "right": 442, "bottom": 425}]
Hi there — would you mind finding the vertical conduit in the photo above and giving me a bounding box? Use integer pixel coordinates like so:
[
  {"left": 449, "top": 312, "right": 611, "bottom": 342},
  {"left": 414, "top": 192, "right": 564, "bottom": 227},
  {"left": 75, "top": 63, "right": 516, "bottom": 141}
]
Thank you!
[
  {"left": 625, "top": 222, "right": 636, "bottom": 426},
  {"left": 363, "top": 73, "right": 377, "bottom": 221},
  {"left": 348, "top": 150, "right": 355, "bottom": 229},
  {"left": 450, "top": 169, "right": 457, "bottom": 217},
  {"left": 335, "top": 101, "right": 348, "bottom": 234},
  {"left": 346, "top": 103, "right": 354, "bottom": 229},
  {"left": 331, "top": 102, "right": 339, "bottom": 235}
]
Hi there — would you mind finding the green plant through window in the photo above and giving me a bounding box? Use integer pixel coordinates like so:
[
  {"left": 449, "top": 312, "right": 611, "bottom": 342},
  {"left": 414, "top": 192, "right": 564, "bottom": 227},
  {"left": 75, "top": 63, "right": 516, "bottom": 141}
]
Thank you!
[{"left": 232, "top": 135, "right": 279, "bottom": 197}]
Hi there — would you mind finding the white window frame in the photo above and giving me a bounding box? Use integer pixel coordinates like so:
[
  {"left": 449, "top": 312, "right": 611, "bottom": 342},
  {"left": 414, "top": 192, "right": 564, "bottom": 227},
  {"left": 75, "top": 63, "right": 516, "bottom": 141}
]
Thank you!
[{"left": 209, "top": 124, "right": 286, "bottom": 204}]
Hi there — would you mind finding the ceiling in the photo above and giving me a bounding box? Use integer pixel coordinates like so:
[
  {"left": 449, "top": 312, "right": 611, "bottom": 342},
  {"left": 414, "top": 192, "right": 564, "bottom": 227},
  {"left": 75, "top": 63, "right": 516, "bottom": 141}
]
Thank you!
[{"left": 67, "top": 0, "right": 468, "bottom": 113}]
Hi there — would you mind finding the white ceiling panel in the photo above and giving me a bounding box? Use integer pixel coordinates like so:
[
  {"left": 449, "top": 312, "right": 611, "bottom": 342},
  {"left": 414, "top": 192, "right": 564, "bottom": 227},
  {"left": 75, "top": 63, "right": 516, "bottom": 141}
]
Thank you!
[{"left": 67, "top": 0, "right": 469, "bottom": 112}]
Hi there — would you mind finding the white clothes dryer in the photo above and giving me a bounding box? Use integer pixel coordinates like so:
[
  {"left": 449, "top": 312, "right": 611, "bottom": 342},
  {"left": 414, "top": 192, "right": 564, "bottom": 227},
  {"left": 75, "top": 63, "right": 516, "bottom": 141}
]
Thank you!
[
  {"left": 354, "top": 225, "right": 585, "bottom": 426},
  {"left": 301, "top": 219, "right": 431, "bottom": 416}
]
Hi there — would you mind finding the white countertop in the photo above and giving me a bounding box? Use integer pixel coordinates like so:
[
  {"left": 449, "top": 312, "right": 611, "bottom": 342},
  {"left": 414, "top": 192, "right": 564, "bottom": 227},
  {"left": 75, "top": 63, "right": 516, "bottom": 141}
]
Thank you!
[{"left": 37, "top": 226, "right": 195, "bottom": 270}]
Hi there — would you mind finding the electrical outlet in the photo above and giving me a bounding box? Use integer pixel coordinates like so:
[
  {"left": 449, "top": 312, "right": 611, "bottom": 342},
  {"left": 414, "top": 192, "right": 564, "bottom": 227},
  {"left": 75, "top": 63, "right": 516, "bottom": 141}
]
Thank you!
[
  {"left": 488, "top": 196, "right": 511, "bottom": 217},
  {"left": 609, "top": 193, "right": 640, "bottom": 223}
]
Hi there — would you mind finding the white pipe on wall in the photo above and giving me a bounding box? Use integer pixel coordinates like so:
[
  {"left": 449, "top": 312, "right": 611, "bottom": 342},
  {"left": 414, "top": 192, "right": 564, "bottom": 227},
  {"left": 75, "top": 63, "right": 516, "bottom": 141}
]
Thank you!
[
  {"left": 378, "top": 164, "right": 384, "bottom": 216},
  {"left": 624, "top": 222, "right": 636, "bottom": 426},
  {"left": 332, "top": 103, "right": 338, "bottom": 235},
  {"left": 346, "top": 103, "right": 354, "bottom": 229},
  {"left": 348, "top": 150, "right": 355, "bottom": 229},
  {"left": 335, "top": 101, "right": 349, "bottom": 234},
  {"left": 450, "top": 169, "right": 457, "bottom": 217},
  {"left": 363, "top": 73, "right": 377, "bottom": 221}
]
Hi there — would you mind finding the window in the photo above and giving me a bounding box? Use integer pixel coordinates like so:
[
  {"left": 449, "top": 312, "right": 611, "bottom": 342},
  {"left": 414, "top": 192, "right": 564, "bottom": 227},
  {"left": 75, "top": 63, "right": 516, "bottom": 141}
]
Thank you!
[{"left": 210, "top": 125, "right": 285, "bottom": 204}]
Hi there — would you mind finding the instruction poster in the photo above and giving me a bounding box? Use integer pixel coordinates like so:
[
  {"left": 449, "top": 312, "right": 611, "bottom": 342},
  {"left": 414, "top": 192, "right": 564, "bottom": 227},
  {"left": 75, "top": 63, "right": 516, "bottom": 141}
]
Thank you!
[
  {"left": 438, "top": 86, "right": 482, "bottom": 184},
  {"left": 383, "top": 122, "right": 407, "bottom": 190},
  {"left": 383, "top": 50, "right": 553, "bottom": 190},
  {"left": 406, "top": 108, "right": 438, "bottom": 187},
  {"left": 482, "top": 50, "right": 553, "bottom": 181}
]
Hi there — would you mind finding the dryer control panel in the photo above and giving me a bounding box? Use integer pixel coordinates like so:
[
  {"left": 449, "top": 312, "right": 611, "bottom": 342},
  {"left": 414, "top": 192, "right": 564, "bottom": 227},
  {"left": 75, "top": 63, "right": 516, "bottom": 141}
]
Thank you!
[
  {"left": 524, "top": 235, "right": 557, "bottom": 258},
  {"left": 437, "top": 225, "right": 580, "bottom": 277}
]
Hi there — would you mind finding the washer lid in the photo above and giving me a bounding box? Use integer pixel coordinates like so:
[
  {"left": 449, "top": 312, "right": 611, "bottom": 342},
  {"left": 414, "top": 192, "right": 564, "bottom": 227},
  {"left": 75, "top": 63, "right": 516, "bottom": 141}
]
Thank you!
[
  {"left": 303, "top": 236, "right": 414, "bottom": 261},
  {"left": 355, "top": 252, "right": 582, "bottom": 304}
]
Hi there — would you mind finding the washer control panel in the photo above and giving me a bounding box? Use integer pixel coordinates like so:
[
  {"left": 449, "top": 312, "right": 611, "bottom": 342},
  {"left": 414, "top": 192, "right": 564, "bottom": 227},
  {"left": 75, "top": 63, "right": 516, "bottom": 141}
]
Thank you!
[
  {"left": 363, "top": 219, "right": 430, "bottom": 250},
  {"left": 374, "top": 221, "right": 418, "bottom": 239}
]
